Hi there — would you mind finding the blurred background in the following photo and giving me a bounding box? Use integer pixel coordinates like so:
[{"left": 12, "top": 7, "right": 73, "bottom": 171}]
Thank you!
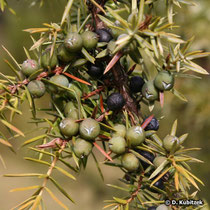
[{"left": 0, "top": 0, "right": 210, "bottom": 209}]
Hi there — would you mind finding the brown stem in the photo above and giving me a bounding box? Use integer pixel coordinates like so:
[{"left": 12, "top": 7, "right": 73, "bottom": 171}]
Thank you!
[
  {"left": 126, "top": 174, "right": 144, "bottom": 204},
  {"left": 112, "top": 62, "right": 139, "bottom": 116},
  {"left": 89, "top": 1, "right": 140, "bottom": 118}
]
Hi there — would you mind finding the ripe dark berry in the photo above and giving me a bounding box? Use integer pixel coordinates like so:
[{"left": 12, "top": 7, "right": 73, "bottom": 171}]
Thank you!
[
  {"left": 96, "top": 28, "right": 113, "bottom": 42},
  {"left": 152, "top": 178, "right": 164, "bottom": 191},
  {"left": 154, "top": 71, "right": 174, "bottom": 91},
  {"left": 126, "top": 126, "right": 145, "bottom": 147},
  {"left": 27, "top": 80, "right": 46, "bottom": 98},
  {"left": 129, "top": 76, "right": 145, "bottom": 93},
  {"left": 21, "top": 59, "right": 39, "bottom": 77},
  {"left": 79, "top": 118, "right": 100, "bottom": 141},
  {"left": 144, "top": 117, "right": 159, "bottom": 131},
  {"left": 121, "top": 153, "right": 140, "bottom": 172},
  {"left": 107, "top": 93, "right": 125, "bottom": 111},
  {"left": 142, "top": 81, "right": 159, "bottom": 101},
  {"left": 87, "top": 63, "right": 104, "bottom": 78},
  {"left": 73, "top": 138, "right": 93, "bottom": 158},
  {"left": 109, "top": 136, "right": 126, "bottom": 154},
  {"left": 59, "top": 118, "right": 79, "bottom": 137},
  {"left": 64, "top": 32, "right": 83, "bottom": 53},
  {"left": 134, "top": 149, "right": 155, "bottom": 169},
  {"left": 148, "top": 206, "right": 157, "bottom": 210},
  {"left": 81, "top": 31, "right": 98, "bottom": 50}
]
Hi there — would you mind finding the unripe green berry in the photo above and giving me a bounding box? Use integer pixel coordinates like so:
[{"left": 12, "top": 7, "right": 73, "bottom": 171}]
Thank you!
[
  {"left": 126, "top": 126, "right": 145, "bottom": 147},
  {"left": 41, "top": 49, "right": 58, "bottom": 70},
  {"left": 64, "top": 32, "right": 83, "bottom": 53},
  {"left": 57, "top": 44, "right": 76, "bottom": 63},
  {"left": 163, "top": 135, "right": 180, "bottom": 152},
  {"left": 121, "top": 153, "right": 139, "bottom": 172},
  {"left": 27, "top": 80, "right": 46, "bottom": 98},
  {"left": 81, "top": 31, "right": 98, "bottom": 50},
  {"left": 48, "top": 75, "right": 69, "bottom": 93},
  {"left": 109, "top": 136, "right": 126, "bottom": 154},
  {"left": 112, "top": 124, "right": 126, "bottom": 138},
  {"left": 153, "top": 156, "right": 167, "bottom": 168},
  {"left": 142, "top": 81, "right": 159, "bottom": 101},
  {"left": 59, "top": 118, "right": 79, "bottom": 137},
  {"left": 67, "top": 83, "right": 82, "bottom": 99},
  {"left": 74, "top": 138, "right": 93, "bottom": 158},
  {"left": 16, "top": 71, "right": 26, "bottom": 82},
  {"left": 79, "top": 118, "right": 100, "bottom": 141},
  {"left": 154, "top": 71, "right": 174, "bottom": 91},
  {"left": 21, "top": 59, "right": 39, "bottom": 77},
  {"left": 64, "top": 102, "right": 79, "bottom": 119}
]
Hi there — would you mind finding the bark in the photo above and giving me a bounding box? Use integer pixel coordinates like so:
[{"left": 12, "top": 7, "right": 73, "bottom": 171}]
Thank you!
[{"left": 89, "top": 0, "right": 140, "bottom": 117}]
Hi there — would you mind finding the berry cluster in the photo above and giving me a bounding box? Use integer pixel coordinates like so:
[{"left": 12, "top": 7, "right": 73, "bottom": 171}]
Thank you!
[{"left": 5, "top": 1, "right": 204, "bottom": 209}]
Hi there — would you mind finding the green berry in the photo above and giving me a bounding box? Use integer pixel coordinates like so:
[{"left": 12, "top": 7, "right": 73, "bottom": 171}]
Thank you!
[
  {"left": 153, "top": 156, "right": 167, "bottom": 168},
  {"left": 112, "top": 124, "right": 126, "bottom": 138},
  {"left": 79, "top": 118, "right": 100, "bottom": 141},
  {"left": 81, "top": 31, "right": 98, "bottom": 50},
  {"left": 67, "top": 83, "right": 82, "bottom": 99},
  {"left": 154, "top": 71, "right": 174, "bottom": 91},
  {"left": 74, "top": 138, "right": 93, "bottom": 158},
  {"left": 64, "top": 32, "right": 83, "bottom": 53},
  {"left": 41, "top": 49, "right": 58, "bottom": 70},
  {"left": 27, "top": 80, "right": 46, "bottom": 98},
  {"left": 64, "top": 102, "right": 79, "bottom": 119},
  {"left": 142, "top": 81, "right": 159, "bottom": 101},
  {"left": 121, "top": 153, "right": 139, "bottom": 172},
  {"left": 156, "top": 204, "right": 169, "bottom": 210},
  {"left": 16, "top": 71, "right": 26, "bottom": 82},
  {"left": 163, "top": 135, "right": 180, "bottom": 152},
  {"left": 59, "top": 118, "right": 79, "bottom": 137},
  {"left": 126, "top": 126, "right": 145, "bottom": 147},
  {"left": 48, "top": 75, "right": 69, "bottom": 93},
  {"left": 51, "top": 94, "right": 66, "bottom": 111},
  {"left": 21, "top": 59, "right": 39, "bottom": 77},
  {"left": 109, "top": 136, "right": 126, "bottom": 154},
  {"left": 57, "top": 44, "right": 76, "bottom": 63}
]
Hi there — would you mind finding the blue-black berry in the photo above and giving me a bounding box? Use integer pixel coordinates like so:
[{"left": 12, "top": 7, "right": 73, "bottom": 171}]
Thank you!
[
  {"left": 134, "top": 149, "right": 155, "bottom": 169},
  {"left": 148, "top": 206, "right": 157, "bottom": 210},
  {"left": 129, "top": 76, "right": 145, "bottom": 93},
  {"left": 107, "top": 93, "right": 125, "bottom": 111},
  {"left": 144, "top": 117, "right": 159, "bottom": 131},
  {"left": 150, "top": 178, "right": 164, "bottom": 192},
  {"left": 87, "top": 63, "right": 104, "bottom": 78},
  {"left": 96, "top": 28, "right": 113, "bottom": 42}
]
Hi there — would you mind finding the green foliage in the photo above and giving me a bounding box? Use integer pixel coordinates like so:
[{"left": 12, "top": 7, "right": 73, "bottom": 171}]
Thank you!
[{"left": 0, "top": 0, "right": 209, "bottom": 209}]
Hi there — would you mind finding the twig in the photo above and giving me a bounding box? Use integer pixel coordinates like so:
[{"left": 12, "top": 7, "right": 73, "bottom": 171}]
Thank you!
[{"left": 31, "top": 141, "right": 67, "bottom": 209}]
